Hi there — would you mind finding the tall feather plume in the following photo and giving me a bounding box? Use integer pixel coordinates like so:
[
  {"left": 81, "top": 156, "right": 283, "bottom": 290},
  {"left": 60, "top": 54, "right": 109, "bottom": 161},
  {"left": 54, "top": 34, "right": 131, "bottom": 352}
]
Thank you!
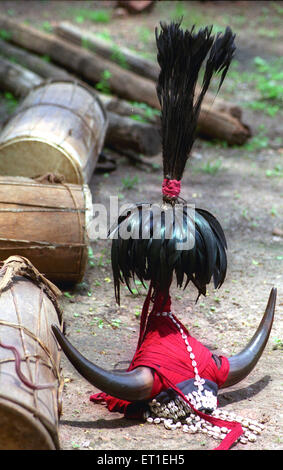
[
  {"left": 155, "top": 21, "right": 236, "bottom": 181},
  {"left": 110, "top": 21, "right": 235, "bottom": 304}
]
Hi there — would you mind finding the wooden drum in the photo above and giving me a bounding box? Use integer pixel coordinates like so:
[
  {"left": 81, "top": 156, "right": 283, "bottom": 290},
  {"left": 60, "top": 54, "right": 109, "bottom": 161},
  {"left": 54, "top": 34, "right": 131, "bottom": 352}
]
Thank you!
[
  {"left": 0, "top": 176, "right": 92, "bottom": 284},
  {"left": 0, "top": 79, "right": 108, "bottom": 184},
  {"left": 0, "top": 256, "right": 63, "bottom": 450}
]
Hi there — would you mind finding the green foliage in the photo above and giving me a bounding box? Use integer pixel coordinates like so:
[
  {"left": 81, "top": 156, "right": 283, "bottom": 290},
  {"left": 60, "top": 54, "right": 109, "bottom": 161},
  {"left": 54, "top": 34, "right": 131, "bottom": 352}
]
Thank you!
[
  {"left": 272, "top": 337, "right": 283, "bottom": 350},
  {"left": 74, "top": 8, "right": 111, "bottom": 24},
  {"left": 94, "top": 31, "right": 112, "bottom": 42},
  {"left": 95, "top": 69, "right": 112, "bottom": 95},
  {"left": 130, "top": 114, "right": 148, "bottom": 123},
  {"left": 110, "top": 44, "right": 129, "bottom": 69},
  {"left": 41, "top": 21, "right": 53, "bottom": 33},
  {"left": 266, "top": 165, "right": 283, "bottom": 178},
  {"left": 0, "top": 29, "right": 12, "bottom": 40},
  {"left": 130, "top": 102, "right": 160, "bottom": 121},
  {"left": 241, "top": 57, "right": 283, "bottom": 117},
  {"left": 197, "top": 159, "right": 222, "bottom": 175},
  {"left": 88, "top": 246, "right": 95, "bottom": 268},
  {"left": 137, "top": 26, "right": 151, "bottom": 43},
  {"left": 243, "top": 125, "right": 270, "bottom": 152},
  {"left": 121, "top": 175, "right": 140, "bottom": 190},
  {"left": 3, "top": 91, "right": 18, "bottom": 114}
]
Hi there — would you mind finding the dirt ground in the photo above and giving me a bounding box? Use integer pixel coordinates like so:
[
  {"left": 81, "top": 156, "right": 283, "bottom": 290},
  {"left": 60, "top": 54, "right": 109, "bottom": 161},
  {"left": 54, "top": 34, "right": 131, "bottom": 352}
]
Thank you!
[{"left": 0, "top": 0, "right": 282, "bottom": 453}]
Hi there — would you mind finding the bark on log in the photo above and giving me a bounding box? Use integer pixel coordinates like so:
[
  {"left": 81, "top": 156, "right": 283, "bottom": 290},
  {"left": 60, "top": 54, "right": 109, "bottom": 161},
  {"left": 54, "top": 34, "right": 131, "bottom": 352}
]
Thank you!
[
  {"left": 98, "top": 93, "right": 159, "bottom": 124},
  {"left": 106, "top": 111, "right": 161, "bottom": 156},
  {"left": 0, "top": 15, "right": 160, "bottom": 108},
  {"left": 54, "top": 21, "right": 159, "bottom": 82},
  {"left": 0, "top": 38, "right": 71, "bottom": 82},
  {"left": 0, "top": 57, "right": 161, "bottom": 156},
  {"left": 0, "top": 17, "right": 251, "bottom": 145},
  {"left": 196, "top": 107, "right": 251, "bottom": 146},
  {"left": 55, "top": 21, "right": 243, "bottom": 119},
  {"left": 0, "top": 56, "right": 42, "bottom": 97},
  {"left": 0, "top": 39, "right": 158, "bottom": 124}
]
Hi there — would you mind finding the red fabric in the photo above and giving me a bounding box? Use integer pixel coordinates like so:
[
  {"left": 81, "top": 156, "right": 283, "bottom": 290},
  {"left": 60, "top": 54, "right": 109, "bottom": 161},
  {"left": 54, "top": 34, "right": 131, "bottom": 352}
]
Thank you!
[
  {"left": 90, "top": 289, "right": 243, "bottom": 450},
  {"left": 162, "top": 178, "right": 181, "bottom": 198}
]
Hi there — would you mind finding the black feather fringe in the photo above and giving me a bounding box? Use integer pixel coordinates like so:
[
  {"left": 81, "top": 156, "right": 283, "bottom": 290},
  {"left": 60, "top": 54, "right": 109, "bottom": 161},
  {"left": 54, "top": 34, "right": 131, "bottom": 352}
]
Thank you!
[{"left": 110, "top": 204, "right": 227, "bottom": 304}]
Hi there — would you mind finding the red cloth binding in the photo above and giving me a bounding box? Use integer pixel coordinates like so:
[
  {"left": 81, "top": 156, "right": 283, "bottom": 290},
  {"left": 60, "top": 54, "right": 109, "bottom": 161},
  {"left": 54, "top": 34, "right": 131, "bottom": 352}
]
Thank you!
[
  {"left": 90, "top": 288, "right": 243, "bottom": 450},
  {"left": 162, "top": 178, "right": 181, "bottom": 198}
]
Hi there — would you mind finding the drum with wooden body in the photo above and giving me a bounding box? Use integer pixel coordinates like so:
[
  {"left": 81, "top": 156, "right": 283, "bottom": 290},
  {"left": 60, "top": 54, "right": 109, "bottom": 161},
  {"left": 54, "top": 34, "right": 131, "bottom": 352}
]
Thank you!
[
  {"left": 0, "top": 176, "right": 92, "bottom": 284},
  {"left": 0, "top": 256, "right": 62, "bottom": 450},
  {"left": 0, "top": 79, "right": 108, "bottom": 184}
]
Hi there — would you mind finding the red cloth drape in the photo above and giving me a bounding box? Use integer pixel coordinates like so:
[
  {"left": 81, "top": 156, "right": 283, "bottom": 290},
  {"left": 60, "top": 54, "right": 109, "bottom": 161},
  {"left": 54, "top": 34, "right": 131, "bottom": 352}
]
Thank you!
[{"left": 90, "top": 287, "right": 243, "bottom": 450}]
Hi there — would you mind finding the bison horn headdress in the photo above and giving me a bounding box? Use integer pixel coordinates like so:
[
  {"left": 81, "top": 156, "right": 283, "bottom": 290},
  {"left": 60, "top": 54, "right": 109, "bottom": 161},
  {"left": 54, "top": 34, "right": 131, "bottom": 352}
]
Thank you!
[{"left": 52, "top": 21, "right": 277, "bottom": 450}]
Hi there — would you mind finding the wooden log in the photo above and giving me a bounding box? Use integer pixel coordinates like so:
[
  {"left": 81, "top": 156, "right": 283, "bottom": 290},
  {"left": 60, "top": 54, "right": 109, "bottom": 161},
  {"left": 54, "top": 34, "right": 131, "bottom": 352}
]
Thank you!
[
  {"left": 0, "top": 255, "right": 62, "bottom": 450},
  {"left": 0, "top": 77, "right": 108, "bottom": 184},
  {"left": 55, "top": 21, "right": 243, "bottom": 119},
  {"left": 0, "top": 39, "right": 159, "bottom": 124},
  {"left": 0, "top": 177, "right": 92, "bottom": 285},
  {"left": 196, "top": 107, "right": 251, "bottom": 146},
  {"left": 0, "top": 15, "right": 160, "bottom": 109},
  {"left": 54, "top": 21, "right": 159, "bottom": 82},
  {"left": 0, "top": 38, "right": 71, "bottom": 82},
  {"left": 0, "top": 57, "right": 161, "bottom": 156},
  {"left": 0, "top": 55, "right": 42, "bottom": 98},
  {"left": 98, "top": 93, "right": 159, "bottom": 124},
  {"left": 106, "top": 111, "right": 161, "bottom": 156}
]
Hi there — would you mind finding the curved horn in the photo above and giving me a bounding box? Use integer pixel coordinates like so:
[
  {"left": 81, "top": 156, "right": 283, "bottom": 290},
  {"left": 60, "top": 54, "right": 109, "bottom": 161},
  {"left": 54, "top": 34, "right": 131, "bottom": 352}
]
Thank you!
[
  {"left": 51, "top": 325, "right": 154, "bottom": 401},
  {"left": 222, "top": 287, "right": 277, "bottom": 388}
]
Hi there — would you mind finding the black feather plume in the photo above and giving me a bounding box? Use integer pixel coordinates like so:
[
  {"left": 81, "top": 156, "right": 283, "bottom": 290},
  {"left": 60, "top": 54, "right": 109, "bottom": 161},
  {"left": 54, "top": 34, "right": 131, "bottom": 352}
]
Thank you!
[{"left": 155, "top": 21, "right": 235, "bottom": 182}]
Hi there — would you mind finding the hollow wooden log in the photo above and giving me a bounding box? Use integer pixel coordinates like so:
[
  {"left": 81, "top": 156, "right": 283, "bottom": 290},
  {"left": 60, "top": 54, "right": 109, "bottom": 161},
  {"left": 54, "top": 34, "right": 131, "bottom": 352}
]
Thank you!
[
  {"left": 0, "top": 255, "right": 62, "bottom": 450},
  {"left": 0, "top": 77, "right": 108, "bottom": 183},
  {"left": 0, "top": 176, "right": 92, "bottom": 285},
  {"left": 0, "top": 57, "right": 161, "bottom": 156}
]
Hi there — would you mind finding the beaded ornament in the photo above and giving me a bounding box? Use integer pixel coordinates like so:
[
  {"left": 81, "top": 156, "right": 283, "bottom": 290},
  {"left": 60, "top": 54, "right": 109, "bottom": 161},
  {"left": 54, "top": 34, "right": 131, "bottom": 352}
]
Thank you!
[{"left": 144, "top": 312, "right": 266, "bottom": 445}]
